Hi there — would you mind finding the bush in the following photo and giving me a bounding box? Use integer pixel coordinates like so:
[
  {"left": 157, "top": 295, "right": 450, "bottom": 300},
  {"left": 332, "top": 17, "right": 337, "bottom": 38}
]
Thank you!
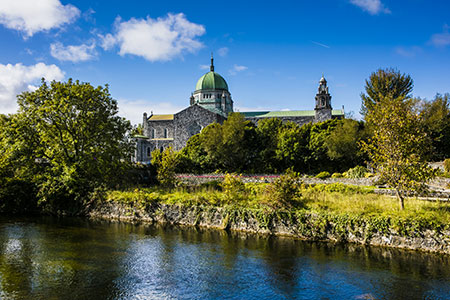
[
  {"left": 444, "top": 159, "right": 450, "bottom": 173},
  {"left": 220, "top": 174, "right": 246, "bottom": 202},
  {"left": 331, "top": 172, "right": 343, "bottom": 178},
  {"left": 315, "top": 171, "right": 331, "bottom": 179},
  {"left": 264, "top": 170, "right": 302, "bottom": 208},
  {"left": 305, "top": 183, "right": 374, "bottom": 195},
  {"left": 345, "top": 166, "right": 367, "bottom": 179}
]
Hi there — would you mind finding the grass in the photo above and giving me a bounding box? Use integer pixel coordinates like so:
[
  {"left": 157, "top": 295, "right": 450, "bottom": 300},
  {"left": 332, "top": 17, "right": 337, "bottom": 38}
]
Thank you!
[{"left": 106, "top": 182, "right": 450, "bottom": 226}]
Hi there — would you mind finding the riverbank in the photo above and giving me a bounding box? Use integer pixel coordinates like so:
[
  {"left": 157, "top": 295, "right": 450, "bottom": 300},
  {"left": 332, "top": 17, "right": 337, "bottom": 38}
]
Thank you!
[{"left": 88, "top": 185, "right": 450, "bottom": 255}]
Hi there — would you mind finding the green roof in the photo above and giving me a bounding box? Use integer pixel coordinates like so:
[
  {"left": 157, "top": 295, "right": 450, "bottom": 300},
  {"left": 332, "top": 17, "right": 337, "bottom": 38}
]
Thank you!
[
  {"left": 241, "top": 109, "right": 345, "bottom": 118},
  {"left": 195, "top": 72, "right": 228, "bottom": 91}
]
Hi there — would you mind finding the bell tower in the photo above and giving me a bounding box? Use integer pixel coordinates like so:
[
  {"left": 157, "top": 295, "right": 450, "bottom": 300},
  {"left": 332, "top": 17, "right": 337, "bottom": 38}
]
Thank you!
[{"left": 314, "top": 75, "right": 332, "bottom": 122}]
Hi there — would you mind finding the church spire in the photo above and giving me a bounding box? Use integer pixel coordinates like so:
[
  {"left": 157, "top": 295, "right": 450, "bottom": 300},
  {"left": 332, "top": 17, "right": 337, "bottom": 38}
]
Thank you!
[{"left": 210, "top": 52, "right": 214, "bottom": 72}]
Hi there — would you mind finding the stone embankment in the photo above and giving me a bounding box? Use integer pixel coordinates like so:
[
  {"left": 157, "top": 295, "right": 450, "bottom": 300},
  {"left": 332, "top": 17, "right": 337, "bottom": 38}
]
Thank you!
[{"left": 90, "top": 201, "right": 450, "bottom": 255}]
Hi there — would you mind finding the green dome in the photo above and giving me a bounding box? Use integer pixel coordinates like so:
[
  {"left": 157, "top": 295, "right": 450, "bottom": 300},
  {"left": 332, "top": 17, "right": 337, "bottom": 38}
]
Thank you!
[{"left": 195, "top": 72, "right": 228, "bottom": 91}]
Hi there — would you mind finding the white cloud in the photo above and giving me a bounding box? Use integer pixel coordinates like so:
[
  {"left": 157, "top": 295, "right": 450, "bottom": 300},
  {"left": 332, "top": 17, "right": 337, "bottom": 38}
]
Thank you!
[
  {"left": 99, "top": 33, "right": 116, "bottom": 50},
  {"left": 117, "top": 99, "right": 184, "bottom": 125},
  {"left": 0, "top": 0, "right": 80, "bottom": 38},
  {"left": 199, "top": 64, "right": 210, "bottom": 70},
  {"left": 229, "top": 64, "right": 248, "bottom": 75},
  {"left": 103, "top": 13, "right": 205, "bottom": 62},
  {"left": 217, "top": 47, "right": 229, "bottom": 56},
  {"left": 429, "top": 26, "right": 450, "bottom": 48},
  {"left": 50, "top": 41, "right": 97, "bottom": 62},
  {"left": 0, "top": 63, "right": 65, "bottom": 114},
  {"left": 349, "top": 0, "right": 390, "bottom": 15}
]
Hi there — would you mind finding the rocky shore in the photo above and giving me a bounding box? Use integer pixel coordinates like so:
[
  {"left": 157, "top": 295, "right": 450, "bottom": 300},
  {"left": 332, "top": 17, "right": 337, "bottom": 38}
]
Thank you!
[{"left": 89, "top": 201, "right": 450, "bottom": 255}]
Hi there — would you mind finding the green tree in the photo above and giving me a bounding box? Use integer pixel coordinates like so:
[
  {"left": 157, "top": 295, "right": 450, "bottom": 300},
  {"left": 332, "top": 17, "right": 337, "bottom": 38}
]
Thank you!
[
  {"left": 361, "top": 68, "right": 413, "bottom": 117},
  {"left": 200, "top": 113, "right": 258, "bottom": 172},
  {"left": 419, "top": 93, "right": 450, "bottom": 160},
  {"left": 151, "top": 146, "right": 179, "bottom": 187},
  {"left": 276, "top": 122, "right": 311, "bottom": 172},
  {"left": 325, "top": 119, "right": 368, "bottom": 170},
  {"left": 7, "top": 79, "right": 133, "bottom": 212},
  {"left": 255, "top": 118, "right": 283, "bottom": 172},
  {"left": 362, "top": 95, "right": 436, "bottom": 210}
]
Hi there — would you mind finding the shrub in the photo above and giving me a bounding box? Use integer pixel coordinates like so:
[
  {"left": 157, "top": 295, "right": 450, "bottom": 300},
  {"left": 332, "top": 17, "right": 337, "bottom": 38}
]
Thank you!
[
  {"left": 151, "top": 147, "right": 180, "bottom": 188},
  {"left": 315, "top": 171, "right": 331, "bottom": 179},
  {"left": 264, "top": 170, "right": 302, "bottom": 208},
  {"left": 444, "top": 159, "right": 450, "bottom": 173},
  {"left": 305, "top": 183, "right": 374, "bottom": 194},
  {"left": 331, "top": 172, "right": 343, "bottom": 178},
  {"left": 220, "top": 173, "right": 246, "bottom": 202},
  {"left": 345, "top": 166, "right": 367, "bottom": 178}
]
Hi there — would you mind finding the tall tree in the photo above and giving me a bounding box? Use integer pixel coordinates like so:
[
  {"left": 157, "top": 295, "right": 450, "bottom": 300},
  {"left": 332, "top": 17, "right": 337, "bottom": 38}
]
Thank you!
[
  {"left": 361, "top": 68, "right": 413, "bottom": 117},
  {"left": 419, "top": 93, "right": 450, "bottom": 160},
  {"left": 362, "top": 95, "right": 436, "bottom": 210},
  {"left": 9, "top": 79, "right": 133, "bottom": 211}
]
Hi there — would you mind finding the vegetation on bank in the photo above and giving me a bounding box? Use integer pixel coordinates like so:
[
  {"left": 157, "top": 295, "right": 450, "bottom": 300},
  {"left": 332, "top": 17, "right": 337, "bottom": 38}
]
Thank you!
[{"left": 104, "top": 177, "right": 450, "bottom": 235}]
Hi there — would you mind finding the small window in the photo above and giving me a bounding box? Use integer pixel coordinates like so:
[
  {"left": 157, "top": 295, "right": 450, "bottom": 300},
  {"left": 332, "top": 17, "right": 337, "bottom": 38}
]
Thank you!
[
  {"left": 160, "top": 146, "right": 163, "bottom": 152},
  {"left": 151, "top": 129, "right": 155, "bottom": 139},
  {"left": 164, "top": 128, "right": 168, "bottom": 138},
  {"left": 147, "top": 147, "right": 151, "bottom": 157}
]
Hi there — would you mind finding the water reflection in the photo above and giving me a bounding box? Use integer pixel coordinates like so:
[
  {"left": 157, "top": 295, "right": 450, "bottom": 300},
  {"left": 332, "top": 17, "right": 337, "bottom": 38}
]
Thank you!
[{"left": 0, "top": 217, "right": 449, "bottom": 300}]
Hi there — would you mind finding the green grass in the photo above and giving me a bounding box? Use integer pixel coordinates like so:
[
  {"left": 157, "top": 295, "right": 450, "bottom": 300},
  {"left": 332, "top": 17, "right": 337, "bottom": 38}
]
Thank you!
[{"left": 105, "top": 182, "right": 450, "bottom": 232}]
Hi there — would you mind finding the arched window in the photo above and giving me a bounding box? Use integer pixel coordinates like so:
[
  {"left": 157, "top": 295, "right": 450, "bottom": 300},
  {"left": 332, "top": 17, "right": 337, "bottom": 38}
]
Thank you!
[
  {"left": 147, "top": 147, "right": 151, "bottom": 157},
  {"left": 160, "top": 146, "right": 163, "bottom": 152},
  {"left": 151, "top": 129, "right": 155, "bottom": 139},
  {"left": 164, "top": 128, "right": 168, "bottom": 138}
]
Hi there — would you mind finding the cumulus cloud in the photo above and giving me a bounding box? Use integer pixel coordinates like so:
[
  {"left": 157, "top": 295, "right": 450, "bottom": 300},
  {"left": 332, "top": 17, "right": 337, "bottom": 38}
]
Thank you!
[
  {"left": 229, "top": 64, "right": 248, "bottom": 75},
  {"left": 0, "top": 63, "right": 65, "bottom": 114},
  {"left": 429, "top": 26, "right": 450, "bottom": 48},
  {"left": 0, "top": 0, "right": 80, "bottom": 38},
  {"left": 349, "top": 0, "right": 390, "bottom": 15},
  {"left": 217, "top": 47, "right": 229, "bottom": 56},
  {"left": 101, "top": 13, "right": 205, "bottom": 62},
  {"left": 50, "top": 41, "right": 97, "bottom": 62},
  {"left": 117, "top": 99, "right": 184, "bottom": 125}
]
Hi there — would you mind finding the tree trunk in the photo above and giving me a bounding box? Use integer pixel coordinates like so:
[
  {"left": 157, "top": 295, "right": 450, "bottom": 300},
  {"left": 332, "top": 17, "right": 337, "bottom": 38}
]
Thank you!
[{"left": 395, "top": 189, "right": 405, "bottom": 210}]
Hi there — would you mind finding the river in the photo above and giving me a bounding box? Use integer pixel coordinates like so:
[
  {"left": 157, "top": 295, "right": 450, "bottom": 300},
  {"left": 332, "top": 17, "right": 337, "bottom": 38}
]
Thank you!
[{"left": 0, "top": 216, "right": 449, "bottom": 299}]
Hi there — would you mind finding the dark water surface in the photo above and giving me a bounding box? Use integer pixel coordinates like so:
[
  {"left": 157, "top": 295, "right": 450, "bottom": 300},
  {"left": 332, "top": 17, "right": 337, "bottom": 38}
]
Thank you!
[{"left": 0, "top": 217, "right": 449, "bottom": 300}]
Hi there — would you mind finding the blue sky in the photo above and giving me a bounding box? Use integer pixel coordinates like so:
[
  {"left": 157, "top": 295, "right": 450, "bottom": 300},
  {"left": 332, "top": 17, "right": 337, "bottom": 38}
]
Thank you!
[{"left": 0, "top": 0, "right": 449, "bottom": 124}]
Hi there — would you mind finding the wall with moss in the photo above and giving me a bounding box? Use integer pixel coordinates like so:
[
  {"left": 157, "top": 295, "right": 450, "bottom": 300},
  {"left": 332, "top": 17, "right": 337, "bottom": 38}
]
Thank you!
[{"left": 89, "top": 201, "right": 450, "bottom": 254}]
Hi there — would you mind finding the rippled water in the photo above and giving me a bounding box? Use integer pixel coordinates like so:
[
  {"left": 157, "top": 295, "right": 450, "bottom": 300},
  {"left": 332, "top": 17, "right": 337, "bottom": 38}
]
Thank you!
[{"left": 0, "top": 217, "right": 449, "bottom": 300}]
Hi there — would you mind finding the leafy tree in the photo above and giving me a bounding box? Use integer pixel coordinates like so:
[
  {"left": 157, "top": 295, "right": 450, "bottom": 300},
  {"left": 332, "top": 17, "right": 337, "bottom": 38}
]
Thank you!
[
  {"left": 200, "top": 113, "right": 258, "bottom": 172},
  {"left": 151, "top": 146, "right": 179, "bottom": 187},
  {"left": 6, "top": 79, "right": 133, "bottom": 212},
  {"left": 308, "top": 119, "right": 338, "bottom": 172},
  {"left": 178, "top": 134, "right": 213, "bottom": 173},
  {"left": 276, "top": 122, "right": 312, "bottom": 172},
  {"left": 255, "top": 118, "right": 283, "bottom": 172},
  {"left": 361, "top": 68, "right": 413, "bottom": 117},
  {"left": 362, "top": 95, "right": 436, "bottom": 210},
  {"left": 325, "top": 119, "right": 368, "bottom": 170},
  {"left": 419, "top": 93, "right": 450, "bottom": 160}
]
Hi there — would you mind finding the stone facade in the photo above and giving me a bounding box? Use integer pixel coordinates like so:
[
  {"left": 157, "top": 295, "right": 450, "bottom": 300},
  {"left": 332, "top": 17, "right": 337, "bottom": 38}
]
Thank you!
[{"left": 133, "top": 58, "right": 344, "bottom": 163}]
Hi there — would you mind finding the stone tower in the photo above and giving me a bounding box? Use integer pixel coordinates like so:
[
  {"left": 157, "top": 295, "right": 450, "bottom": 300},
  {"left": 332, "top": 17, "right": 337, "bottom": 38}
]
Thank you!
[{"left": 314, "top": 75, "right": 332, "bottom": 122}]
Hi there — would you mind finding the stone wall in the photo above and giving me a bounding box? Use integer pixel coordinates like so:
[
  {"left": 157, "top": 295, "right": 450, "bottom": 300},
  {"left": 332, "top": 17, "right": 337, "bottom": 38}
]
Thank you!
[
  {"left": 174, "top": 104, "right": 226, "bottom": 150},
  {"left": 90, "top": 201, "right": 450, "bottom": 254}
]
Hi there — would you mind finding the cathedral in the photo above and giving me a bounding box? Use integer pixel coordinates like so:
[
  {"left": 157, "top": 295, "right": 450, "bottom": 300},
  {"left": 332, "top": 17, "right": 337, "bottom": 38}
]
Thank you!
[{"left": 134, "top": 56, "right": 344, "bottom": 163}]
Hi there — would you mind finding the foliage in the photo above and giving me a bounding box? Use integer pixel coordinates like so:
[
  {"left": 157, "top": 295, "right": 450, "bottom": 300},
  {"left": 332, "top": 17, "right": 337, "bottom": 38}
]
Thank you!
[
  {"left": 255, "top": 118, "right": 284, "bottom": 172},
  {"left": 315, "top": 171, "right": 331, "bottom": 179},
  {"left": 360, "top": 68, "right": 414, "bottom": 117},
  {"left": 361, "top": 94, "right": 436, "bottom": 210},
  {"left": 201, "top": 113, "right": 258, "bottom": 172},
  {"left": 325, "top": 119, "right": 368, "bottom": 170},
  {"left": 419, "top": 94, "right": 450, "bottom": 160},
  {"left": 220, "top": 173, "right": 247, "bottom": 202},
  {"left": 444, "top": 159, "right": 450, "bottom": 174},
  {"left": 331, "top": 172, "right": 343, "bottom": 178},
  {"left": 345, "top": 166, "right": 367, "bottom": 179},
  {"left": 263, "top": 170, "right": 302, "bottom": 208},
  {"left": 151, "top": 146, "right": 180, "bottom": 188},
  {"left": 304, "top": 183, "right": 374, "bottom": 195},
  {"left": 0, "top": 79, "right": 133, "bottom": 213}
]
